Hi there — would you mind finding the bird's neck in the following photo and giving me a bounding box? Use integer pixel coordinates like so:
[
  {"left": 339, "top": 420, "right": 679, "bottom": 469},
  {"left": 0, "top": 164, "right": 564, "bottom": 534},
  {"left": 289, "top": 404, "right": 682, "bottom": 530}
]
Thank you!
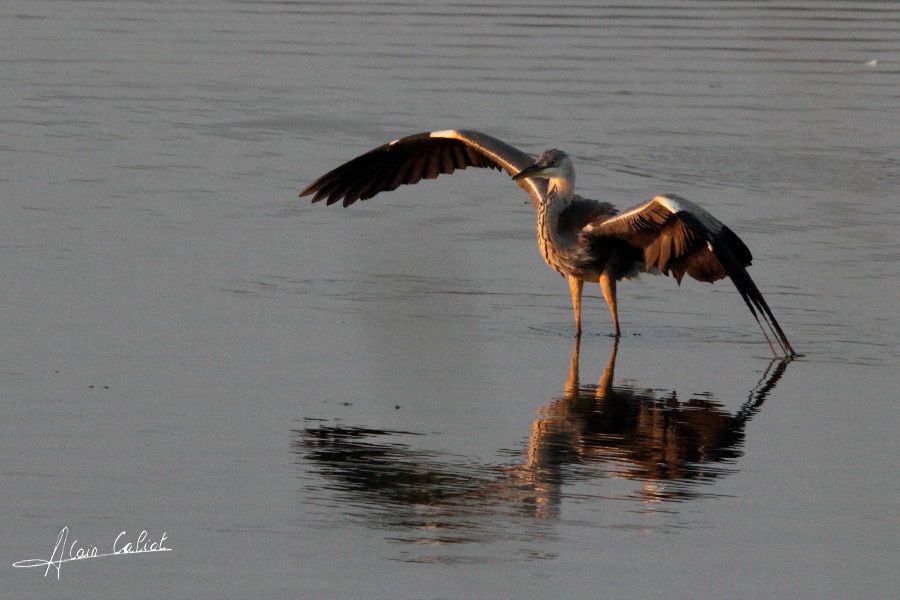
[
  {"left": 547, "top": 175, "right": 574, "bottom": 199},
  {"left": 536, "top": 190, "right": 576, "bottom": 273}
]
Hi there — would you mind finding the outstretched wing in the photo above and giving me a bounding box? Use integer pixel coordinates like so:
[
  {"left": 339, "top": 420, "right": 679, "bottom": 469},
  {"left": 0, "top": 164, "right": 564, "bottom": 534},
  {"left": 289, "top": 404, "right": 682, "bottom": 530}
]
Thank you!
[
  {"left": 300, "top": 129, "right": 547, "bottom": 209},
  {"left": 587, "top": 194, "right": 749, "bottom": 284},
  {"left": 586, "top": 194, "right": 795, "bottom": 356}
]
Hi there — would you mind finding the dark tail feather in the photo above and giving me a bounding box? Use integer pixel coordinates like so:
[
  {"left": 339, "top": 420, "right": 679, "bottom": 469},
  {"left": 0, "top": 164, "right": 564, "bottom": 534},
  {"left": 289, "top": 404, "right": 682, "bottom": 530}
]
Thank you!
[{"left": 712, "top": 240, "right": 797, "bottom": 358}]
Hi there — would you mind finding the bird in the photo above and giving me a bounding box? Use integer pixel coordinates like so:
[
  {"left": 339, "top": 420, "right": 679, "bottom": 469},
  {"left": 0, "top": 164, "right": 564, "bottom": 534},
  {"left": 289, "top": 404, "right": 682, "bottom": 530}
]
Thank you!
[{"left": 300, "top": 129, "right": 796, "bottom": 357}]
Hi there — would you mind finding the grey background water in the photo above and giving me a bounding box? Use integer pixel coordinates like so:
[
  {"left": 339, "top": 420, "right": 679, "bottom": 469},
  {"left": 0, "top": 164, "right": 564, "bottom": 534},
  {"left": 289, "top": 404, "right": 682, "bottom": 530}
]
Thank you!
[{"left": 2, "top": 1, "right": 898, "bottom": 598}]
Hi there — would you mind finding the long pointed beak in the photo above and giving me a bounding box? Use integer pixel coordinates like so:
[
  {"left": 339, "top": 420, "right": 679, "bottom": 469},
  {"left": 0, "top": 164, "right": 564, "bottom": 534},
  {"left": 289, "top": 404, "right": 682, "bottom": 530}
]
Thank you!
[{"left": 512, "top": 162, "right": 546, "bottom": 181}]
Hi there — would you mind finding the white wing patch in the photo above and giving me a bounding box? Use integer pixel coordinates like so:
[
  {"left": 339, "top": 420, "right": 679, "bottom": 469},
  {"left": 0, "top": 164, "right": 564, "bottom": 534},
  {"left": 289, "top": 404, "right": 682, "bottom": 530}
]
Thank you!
[
  {"left": 600, "top": 193, "right": 683, "bottom": 226},
  {"left": 429, "top": 130, "right": 459, "bottom": 139},
  {"left": 653, "top": 194, "right": 684, "bottom": 214}
]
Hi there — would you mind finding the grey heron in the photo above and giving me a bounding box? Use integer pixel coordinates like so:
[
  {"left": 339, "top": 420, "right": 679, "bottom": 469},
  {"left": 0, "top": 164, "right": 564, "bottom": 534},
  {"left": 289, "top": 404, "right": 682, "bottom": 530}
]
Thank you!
[{"left": 300, "top": 129, "right": 796, "bottom": 357}]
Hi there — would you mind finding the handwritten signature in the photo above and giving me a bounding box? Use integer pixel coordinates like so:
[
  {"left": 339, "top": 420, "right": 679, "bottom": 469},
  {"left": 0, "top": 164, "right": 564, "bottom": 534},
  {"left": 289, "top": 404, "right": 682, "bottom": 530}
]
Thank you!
[{"left": 12, "top": 527, "right": 171, "bottom": 580}]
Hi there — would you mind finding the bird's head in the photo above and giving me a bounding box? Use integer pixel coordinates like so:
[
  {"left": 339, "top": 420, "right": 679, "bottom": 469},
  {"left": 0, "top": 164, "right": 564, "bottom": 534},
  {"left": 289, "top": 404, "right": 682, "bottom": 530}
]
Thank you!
[
  {"left": 512, "top": 149, "right": 571, "bottom": 181},
  {"left": 512, "top": 149, "right": 575, "bottom": 197}
]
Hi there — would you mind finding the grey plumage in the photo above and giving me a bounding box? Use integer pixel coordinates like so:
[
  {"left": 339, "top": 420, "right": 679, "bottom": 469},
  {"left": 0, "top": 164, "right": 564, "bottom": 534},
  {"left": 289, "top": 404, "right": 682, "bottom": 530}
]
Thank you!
[{"left": 301, "top": 129, "right": 796, "bottom": 357}]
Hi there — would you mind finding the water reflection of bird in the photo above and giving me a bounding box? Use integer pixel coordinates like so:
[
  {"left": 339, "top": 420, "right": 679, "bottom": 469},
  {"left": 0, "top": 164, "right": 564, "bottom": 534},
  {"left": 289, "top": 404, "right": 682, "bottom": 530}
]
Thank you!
[
  {"left": 518, "top": 338, "right": 788, "bottom": 511},
  {"left": 301, "top": 129, "right": 795, "bottom": 356},
  {"left": 295, "top": 342, "right": 789, "bottom": 536}
]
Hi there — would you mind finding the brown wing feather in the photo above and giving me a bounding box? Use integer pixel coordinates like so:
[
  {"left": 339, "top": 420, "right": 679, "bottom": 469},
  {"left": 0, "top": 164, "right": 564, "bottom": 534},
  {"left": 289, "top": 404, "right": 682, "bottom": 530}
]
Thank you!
[
  {"left": 301, "top": 135, "right": 492, "bottom": 207},
  {"left": 679, "top": 249, "right": 726, "bottom": 283},
  {"left": 300, "top": 130, "right": 544, "bottom": 208},
  {"left": 587, "top": 194, "right": 794, "bottom": 355},
  {"left": 588, "top": 195, "right": 749, "bottom": 283}
]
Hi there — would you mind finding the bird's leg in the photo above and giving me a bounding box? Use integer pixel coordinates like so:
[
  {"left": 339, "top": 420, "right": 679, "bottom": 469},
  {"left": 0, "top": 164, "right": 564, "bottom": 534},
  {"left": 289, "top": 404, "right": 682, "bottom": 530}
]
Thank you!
[
  {"left": 599, "top": 272, "right": 620, "bottom": 337},
  {"left": 567, "top": 275, "right": 583, "bottom": 336}
]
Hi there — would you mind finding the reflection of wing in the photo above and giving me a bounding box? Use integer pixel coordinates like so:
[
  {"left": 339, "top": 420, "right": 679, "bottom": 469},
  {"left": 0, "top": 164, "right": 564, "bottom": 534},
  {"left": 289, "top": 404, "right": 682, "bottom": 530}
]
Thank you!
[
  {"left": 300, "top": 129, "right": 547, "bottom": 208},
  {"left": 587, "top": 194, "right": 794, "bottom": 355},
  {"left": 296, "top": 425, "right": 485, "bottom": 506}
]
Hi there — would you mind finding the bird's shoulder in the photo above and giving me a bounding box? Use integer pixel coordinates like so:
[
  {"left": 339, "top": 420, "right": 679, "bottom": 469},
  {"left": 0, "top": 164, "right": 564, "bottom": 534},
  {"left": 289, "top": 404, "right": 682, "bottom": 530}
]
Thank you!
[{"left": 557, "top": 196, "right": 618, "bottom": 236}]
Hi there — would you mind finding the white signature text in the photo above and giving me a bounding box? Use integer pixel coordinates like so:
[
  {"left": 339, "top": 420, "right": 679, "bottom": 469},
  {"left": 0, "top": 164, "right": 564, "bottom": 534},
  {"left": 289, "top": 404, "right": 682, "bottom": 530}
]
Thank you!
[{"left": 12, "top": 527, "right": 171, "bottom": 580}]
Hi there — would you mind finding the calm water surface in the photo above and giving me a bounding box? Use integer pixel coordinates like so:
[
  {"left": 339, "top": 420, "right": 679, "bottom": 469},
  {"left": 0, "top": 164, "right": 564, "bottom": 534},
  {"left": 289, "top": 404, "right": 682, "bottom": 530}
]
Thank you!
[{"left": 2, "top": 1, "right": 898, "bottom": 598}]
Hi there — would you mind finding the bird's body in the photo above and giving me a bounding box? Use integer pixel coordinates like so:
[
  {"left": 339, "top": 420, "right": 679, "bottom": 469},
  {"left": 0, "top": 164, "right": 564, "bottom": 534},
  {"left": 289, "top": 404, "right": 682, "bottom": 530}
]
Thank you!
[
  {"left": 537, "top": 193, "right": 630, "bottom": 279},
  {"left": 301, "top": 129, "right": 796, "bottom": 356}
]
